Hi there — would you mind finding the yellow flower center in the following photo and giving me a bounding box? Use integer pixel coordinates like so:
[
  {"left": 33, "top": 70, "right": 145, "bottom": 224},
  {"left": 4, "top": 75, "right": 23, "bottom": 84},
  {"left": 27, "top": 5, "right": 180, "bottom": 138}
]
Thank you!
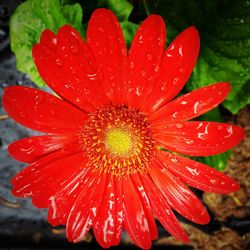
[
  {"left": 79, "top": 105, "right": 155, "bottom": 177},
  {"left": 105, "top": 128, "right": 132, "bottom": 157}
]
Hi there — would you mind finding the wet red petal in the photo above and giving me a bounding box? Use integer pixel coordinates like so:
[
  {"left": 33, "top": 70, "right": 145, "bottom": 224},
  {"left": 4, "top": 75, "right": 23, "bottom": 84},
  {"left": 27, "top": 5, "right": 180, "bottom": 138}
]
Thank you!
[
  {"left": 149, "top": 161, "right": 210, "bottom": 224},
  {"left": 141, "top": 174, "right": 189, "bottom": 243},
  {"left": 66, "top": 175, "right": 106, "bottom": 243},
  {"left": 150, "top": 82, "right": 230, "bottom": 122},
  {"left": 153, "top": 121, "right": 244, "bottom": 156},
  {"left": 8, "top": 134, "right": 77, "bottom": 163},
  {"left": 144, "top": 26, "right": 200, "bottom": 113},
  {"left": 3, "top": 86, "right": 85, "bottom": 133},
  {"left": 127, "top": 15, "right": 166, "bottom": 110},
  {"left": 33, "top": 25, "right": 109, "bottom": 113},
  {"left": 158, "top": 152, "right": 240, "bottom": 193},
  {"left": 87, "top": 9, "right": 127, "bottom": 104},
  {"left": 123, "top": 176, "right": 152, "bottom": 249},
  {"left": 47, "top": 167, "right": 93, "bottom": 226},
  {"left": 93, "top": 175, "right": 122, "bottom": 248},
  {"left": 11, "top": 147, "right": 81, "bottom": 198},
  {"left": 131, "top": 174, "right": 158, "bottom": 240}
]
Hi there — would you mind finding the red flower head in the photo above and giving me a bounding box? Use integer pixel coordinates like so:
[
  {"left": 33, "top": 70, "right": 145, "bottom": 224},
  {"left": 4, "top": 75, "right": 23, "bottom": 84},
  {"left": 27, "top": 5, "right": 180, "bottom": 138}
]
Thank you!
[{"left": 3, "top": 8, "right": 244, "bottom": 249}]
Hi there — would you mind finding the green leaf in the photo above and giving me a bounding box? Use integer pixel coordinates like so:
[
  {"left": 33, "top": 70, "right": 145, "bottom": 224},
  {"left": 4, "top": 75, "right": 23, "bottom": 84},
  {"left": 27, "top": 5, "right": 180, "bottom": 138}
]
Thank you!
[
  {"left": 10, "top": 0, "right": 83, "bottom": 87},
  {"left": 97, "top": 0, "right": 133, "bottom": 22},
  {"left": 120, "top": 21, "right": 139, "bottom": 47},
  {"left": 194, "top": 150, "right": 232, "bottom": 171},
  {"left": 146, "top": 0, "right": 250, "bottom": 114}
]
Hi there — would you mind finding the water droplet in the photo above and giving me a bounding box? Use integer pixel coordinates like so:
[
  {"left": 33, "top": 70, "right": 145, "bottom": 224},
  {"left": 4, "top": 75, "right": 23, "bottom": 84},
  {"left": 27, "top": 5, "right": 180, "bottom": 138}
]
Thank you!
[
  {"left": 176, "top": 123, "right": 184, "bottom": 129},
  {"left": 141, "top": 70, "right": 146, "bottom": 77},
  {"left": 55, "top": 58, "right": 63, "bottom": 67},
  {"left": 184, "top": 138, "right": 194, "bottom": 145},
  {"left": 130, "top": 61, "right": 135, "bottom": 69},
  {"left": 147, "top": 54, "right": 153, "bottom": 61},
  {"left": 154, "top": 64, "right": 160, "bottom": 72},
  {"left": 138, "top": 35, "right": 143, "bottom": 44}
]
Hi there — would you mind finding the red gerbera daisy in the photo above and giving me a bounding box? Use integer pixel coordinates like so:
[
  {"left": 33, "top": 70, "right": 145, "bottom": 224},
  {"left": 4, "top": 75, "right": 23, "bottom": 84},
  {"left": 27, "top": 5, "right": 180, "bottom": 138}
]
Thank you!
[{"left": 3, "top": 8, "right": 244, "bottom": 249}]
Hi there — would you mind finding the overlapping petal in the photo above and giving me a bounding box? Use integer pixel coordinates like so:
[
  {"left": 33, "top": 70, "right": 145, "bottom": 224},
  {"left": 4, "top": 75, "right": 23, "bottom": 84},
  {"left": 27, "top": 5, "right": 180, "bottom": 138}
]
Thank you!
[
  {"left": 93, "top": 175, "right": 123, "bottom": 248},
  {"left": 48, "top": 166, "right": 93, "bottom": 226},
  {"left": 153, "top": 121, "right": 244, "bottom": 156},
  {"left": 158, "top": 152, "right": 240, "bottom": 193},
  {"left": 123, "top": 176, "right": 152, "bottom": 249},
  {"left": 144, "top": 26, "right": 200, "bottom": 113},
  {"left": 66, "top": 175, "right": 106, "bottom": 243},
  {"left": 11, "top": 150, "right": 83, "bottom": 199},
  {"left": 8, "top": 134, "right": 77, "bottom": 163},
  {"left": 127, "top": 15, "right": 166, "bottom": 110},
  {"left": 149, "top": 160, "right": 210, "bottom": 224},
  {"left": 33, "top": 25, "right": 109, "bottom": 113},
  {"left": 131, "top": 174, "right": 158, "bottom": 241},
  {"left": 150, "top": 82, "right": 231, "bottom": 123},
  {"left": 87, "top": 9, "right": 127, "bottom": 104},
  {"left": 141, "top": 174, "right": 189, "bottom": 243},
  {"left": 3, "top": 86, "right": 85, "bottom": 133}
]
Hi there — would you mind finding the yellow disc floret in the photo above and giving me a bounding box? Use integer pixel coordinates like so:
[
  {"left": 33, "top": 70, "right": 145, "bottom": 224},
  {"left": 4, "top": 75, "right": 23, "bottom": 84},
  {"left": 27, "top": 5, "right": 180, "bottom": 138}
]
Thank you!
[
  {"left": 79, "top": 105, "right": 155, "bottom": 177},
  {"left": 105, "top": 129, "right": 132, "bottom": 157}
]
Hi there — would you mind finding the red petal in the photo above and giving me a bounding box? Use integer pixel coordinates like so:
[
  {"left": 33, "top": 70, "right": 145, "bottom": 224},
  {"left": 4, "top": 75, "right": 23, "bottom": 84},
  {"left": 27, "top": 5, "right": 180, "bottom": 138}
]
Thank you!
[
  {"left": 150, "top": 82, "right": 231, "bottom": 123},
  {"left": 66, "top": 175, "right": 106, "bottom": 243},
  {"left": 93, "top": 175, "right": 122, "bottom": 248},
  {"left": 127, "top": 15, "right": 166, "bottom": 110},
  {"left": 149, "top": 160, "right": 210, "bottom": 224},
  {"left": 87, "top": 9, "right": 127, "bottom": 104},
  {"left": 3, "top": 86, "right": 86, "bottom": 133},
  {"left": 153, "top": 121, "right": 245, "bottom": 156},
  {"left": 123, "top": 176, "right": 152, "bottom": 249},
  {"left": 39, "top": 29, "right": 57, "bottom": 49},
  {"left": 144, "top": 26, "right": 200, "bottom": 113},
  {"left": 141, "top": 174, "right": 189, "bottom": 243},
  {"left": 8, "top": 134, "right": 77, "bottom": 163},
  {"left": 33, "top": 25, "right": 109, "bottom": 113},
  {"left": 47, "top": 166, "right": 93, "bottom": 226},
  {"left": 11, "top": 147, "right": 82, "bottom": 198},
  {"left": 131, "top": 174, "right": 158, "bottom": 240},
  {"left": 158, "top": 152, "right": 240, "bottom": 193}
]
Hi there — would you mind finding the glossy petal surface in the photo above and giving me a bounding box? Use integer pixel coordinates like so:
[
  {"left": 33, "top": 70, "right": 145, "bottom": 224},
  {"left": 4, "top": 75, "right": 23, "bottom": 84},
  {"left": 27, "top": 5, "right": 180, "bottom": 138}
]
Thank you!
[
  {"left": 123, "top": 176, "right": 152, "bottom": 249},
  {"left": 66, "top": 175, "right": 106, "bottom": 243},
  {"left": 153, "top": 121, "right": 244, "bottom": 156},
  {"left": 145, "top": 26, "right": 200, "bottom": 113},
  {"left": 127, "top": 15, "right": 166, "bottom": 110},
  {"left": 150, "top": 82, "right": 230, "bottom": 122},
  {"left": 150, "top": 161, "right": 210, "bottom": 224},
  {"left": 12, "top": 150, "right": 83, "bottom": 199},
  {"left": 142, "top": 174, "right": 189, "bottom": 243},
  {"left": 8, "top": 134, "right": 77, "bottom": 163},
  {"left": 87, "top": 9, "right": 127, "bottom": 104},
  {"left": 48, "top": 166, "right": 93, "bottom": 226},
  {"left": 33, "top": 25, "right": 109, "bottom": 113},
  {"left": 131, "top": 174, "right": 158, "bottom": 240},
  {"left": 3, "top": 86, "right": 85, "bottom": 133},
  {"left": 158, "top": 152, "right": 240, "bottom": 193},
  {"left": 93, "top": 175, "right": 123, "bottom": 248}
]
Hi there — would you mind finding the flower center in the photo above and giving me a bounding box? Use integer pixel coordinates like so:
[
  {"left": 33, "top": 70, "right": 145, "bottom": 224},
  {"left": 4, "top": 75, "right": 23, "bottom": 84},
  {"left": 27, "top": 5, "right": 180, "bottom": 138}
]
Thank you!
[
  {"left": 79, "top": 105, "right": 155, "bottom": 177},
  {"left": 105, "top": 128, "right": 132, "bottom": 157}
]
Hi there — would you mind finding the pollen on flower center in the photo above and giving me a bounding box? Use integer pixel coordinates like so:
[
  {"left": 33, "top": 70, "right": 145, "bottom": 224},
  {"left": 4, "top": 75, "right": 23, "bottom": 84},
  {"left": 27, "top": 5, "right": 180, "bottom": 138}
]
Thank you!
[
  {"left": 105, "top": 128, "right": 132, "bottom": 157},
  {"left": 79, "top": 105, "right": 155, "bottom": 177}
]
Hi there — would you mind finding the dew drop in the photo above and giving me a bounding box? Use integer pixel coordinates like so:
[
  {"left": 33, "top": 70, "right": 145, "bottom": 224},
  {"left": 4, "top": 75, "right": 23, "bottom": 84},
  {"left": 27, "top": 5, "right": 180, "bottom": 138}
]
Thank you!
[
  {"left": 154, "top": 64, "right": 160, "bottom": 72},
  {"left": 176, "top": 123, "right": 184, "bottom": 129},
  {"left": 55, "top": 58, "right": 63, "bottom": 67},
  {"left": 147, "top": 54, "right": 153, "bottom": 61},
  {"left": 140, "top": 70, "right": 146, "bottom": 77}
]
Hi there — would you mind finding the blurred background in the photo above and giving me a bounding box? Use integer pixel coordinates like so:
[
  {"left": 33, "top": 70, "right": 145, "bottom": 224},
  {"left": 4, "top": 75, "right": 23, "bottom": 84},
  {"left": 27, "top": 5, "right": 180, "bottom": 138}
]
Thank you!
[{"left": 0, "top": 0, "right": 249, "bottom": 249}]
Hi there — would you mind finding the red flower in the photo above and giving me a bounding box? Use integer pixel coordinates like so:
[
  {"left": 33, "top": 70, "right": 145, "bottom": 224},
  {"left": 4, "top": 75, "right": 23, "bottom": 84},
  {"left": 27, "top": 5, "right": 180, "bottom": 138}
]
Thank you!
[{"left": 3, "top": 9, "right": 244, "bottom": 249}]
